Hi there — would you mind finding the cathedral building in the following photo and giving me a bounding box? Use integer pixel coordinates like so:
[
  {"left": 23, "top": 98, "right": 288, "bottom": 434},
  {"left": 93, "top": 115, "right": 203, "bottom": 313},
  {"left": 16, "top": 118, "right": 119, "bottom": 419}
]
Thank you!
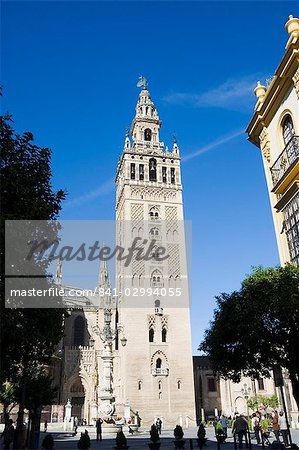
[{"left": 57, "top": 81, "right": 196, "bottom": 427}]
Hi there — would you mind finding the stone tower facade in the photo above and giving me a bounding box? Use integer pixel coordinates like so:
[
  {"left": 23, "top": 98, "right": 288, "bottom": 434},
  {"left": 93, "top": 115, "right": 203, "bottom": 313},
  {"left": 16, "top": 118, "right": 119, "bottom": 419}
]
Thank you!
[
  {"left": 57, "top": 82, "right": 195, "bottom": 427},
  {"left": 114, "top": 82, "right": 196, "bottom": 426}
]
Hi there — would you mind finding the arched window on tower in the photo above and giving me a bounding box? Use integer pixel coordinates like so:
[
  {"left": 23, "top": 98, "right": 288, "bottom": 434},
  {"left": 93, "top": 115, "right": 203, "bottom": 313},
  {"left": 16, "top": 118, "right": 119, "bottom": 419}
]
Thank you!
[
  {"left": 73, "top": 316, "right": 85, "bottom": 347},
  {"left": 139, "top": 164, "right": 144, "bottom": 181},
  {"left": 156, "top": 358, "right": 162, "bottom": 369},
  {"left": 149, "top": 206, "right": 159, "bottom": 220},
  {"left": 130, "top": 163, "right": 135, "bottom": 180},
  {"left": 177, "top": 380, "right": 181, "bottom": 390},
  {"left": 149, "top": 158, "right": 157, "bottom": 181},
  {"left": 149, "top": 328, "right": 154, "bottom": 343},
  {"left": 171, "top": 167, "right": 175, "bottom": 184},
  {"left": 149, "top": 227, "right": 160, "bottom": 240},
  {"left": 158, "top": 380, "right": 162, "bottom": 390},
  {"left": 151, "top": 269, "right": 163, "bottom": 287},
  {"left": 162, "top": 327, "right": 167, "bottom": 343},
  {"left": 144, "top": 128, "right": 152, "bottom": 141},
  {"left": 138, "top": 380, "right": 142, "bottom": 390}
]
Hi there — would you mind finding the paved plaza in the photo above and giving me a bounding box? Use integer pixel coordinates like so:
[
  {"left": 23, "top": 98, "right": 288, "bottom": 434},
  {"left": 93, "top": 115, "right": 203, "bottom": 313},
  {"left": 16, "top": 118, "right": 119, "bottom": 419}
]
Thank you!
[{"left": 37, "top": 425, "right": 299, "bottom": 450}]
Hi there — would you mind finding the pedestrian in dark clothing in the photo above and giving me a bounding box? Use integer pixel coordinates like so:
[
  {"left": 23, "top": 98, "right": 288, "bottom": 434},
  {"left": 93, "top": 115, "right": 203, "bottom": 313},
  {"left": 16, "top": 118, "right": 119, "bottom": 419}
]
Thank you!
[
  {"left": 2, "top": 419, "right": 14, "bottom": 450},
  {"left": 136, "top": 411, "right": 141, "bottom": 428},
  {"left": 44, "top": 420, "right": 48, "bottom": 433},
  {"left": 155, "top": 418, "right": 162, "bottom": 435},
  {"left": 96, "top": 418, "right": 103, "bottom": 441},
  {"left": 74, "top": 417, "right": 79, "bottom": 435},
  {"left": 232, "top": 415, "right": 248, "bottom": 449}
]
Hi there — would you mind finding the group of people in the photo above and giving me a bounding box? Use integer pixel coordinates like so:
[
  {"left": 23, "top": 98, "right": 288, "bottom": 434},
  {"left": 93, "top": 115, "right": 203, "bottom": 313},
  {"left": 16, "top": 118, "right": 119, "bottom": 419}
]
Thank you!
[
  {"left": 211, "top": 410, "right": 290, "bottom": 448},
  {"left": 252, "top": 410, "right": 290, "bottom": 447},
  {"left": 213, "top": 415, "right": 229, "bottom": 438}
]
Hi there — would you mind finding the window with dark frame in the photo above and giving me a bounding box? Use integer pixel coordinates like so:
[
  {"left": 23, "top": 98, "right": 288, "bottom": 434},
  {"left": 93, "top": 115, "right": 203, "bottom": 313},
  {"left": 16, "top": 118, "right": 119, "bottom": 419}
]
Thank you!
[
  {"left": 171, "top": 167, "right": 175, "bottom": 184},
  {"left": 149, "top": 158, "right": 157, "bottom": 181},
  {"left": 139, "top": 164, "right": 144, "bottom": 181},
  {"left": 149, "top": 328, "right": 154, "bottom": 343},
  {"left": 162, "top": 166, "right": 167, "bottom": 183},
  {"left": 73, "top": 316, "right": 85, "bottom": 347},
  {"left": 162, "top": 327, "right": 167, "bottom": 342},
  {"left": 258, "top": 378, "right": 265, "bottom": 390},
  {"left": 207, "top": 377, "right": 217, "bottom": 392},
  {"left": 130, "top": 163, "right": 135, "bottom": 180}
]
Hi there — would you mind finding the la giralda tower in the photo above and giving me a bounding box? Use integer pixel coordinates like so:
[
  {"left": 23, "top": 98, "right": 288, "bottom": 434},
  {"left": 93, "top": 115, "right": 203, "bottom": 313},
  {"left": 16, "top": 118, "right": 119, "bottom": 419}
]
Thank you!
[{"left": 114, "top": 80, "right": 196, "bottom": 426}]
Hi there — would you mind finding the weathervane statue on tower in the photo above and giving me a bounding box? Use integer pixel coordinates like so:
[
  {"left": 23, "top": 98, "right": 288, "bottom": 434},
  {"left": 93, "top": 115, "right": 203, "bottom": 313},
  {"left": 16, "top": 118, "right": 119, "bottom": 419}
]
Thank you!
[{"left": 137, "top": 76, "right": 147, "bottom": 90}]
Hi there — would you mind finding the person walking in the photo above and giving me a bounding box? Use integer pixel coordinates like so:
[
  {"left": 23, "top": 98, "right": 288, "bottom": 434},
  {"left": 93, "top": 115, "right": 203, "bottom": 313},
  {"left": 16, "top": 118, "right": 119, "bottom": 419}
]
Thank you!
[
  {"left": 278, "top": 411, "right": 288, "bottom": 447},
  {"left": 74, "top": 417, "right": 78, "bottom": 435},
  {"left": 155, "top": 418, "right": 162, "bottom": 435},
  {"left": 232, "top": 415, "right": 249, "bottom": 449},
  {"left": 220, "top": 415, "right": 228, "bottom": 438},
  {"left": 272, "top": 411, "right": 280, "bottom": 442},
  {"left": 96, "top": 417, "right": 103, "bottom": 441},
  {"left": 136, "top": 411, "right": 142, "bottom": 428},
  {"left": 2, "top": 419, "right": 14, "bottom": 450},
  {"left": 44, "top": 420, "right": 48, "bottom": 433},
  {"left": 252, "top": 413, "right": 261, "bottom": 444},
  {"left": 213, "top": 417, "right": 219, "bottom": 433}
]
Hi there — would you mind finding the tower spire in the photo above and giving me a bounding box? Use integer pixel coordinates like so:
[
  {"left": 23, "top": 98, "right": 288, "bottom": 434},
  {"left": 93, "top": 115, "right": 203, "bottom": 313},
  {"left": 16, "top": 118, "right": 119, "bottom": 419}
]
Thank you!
[
  {"left": 172, "top": 132, "right": 180, "bottom": 155},
  {"left": 124, "top": 127, "right": 131, "bottom": 151},
  {"left": 55, "top": 256, "right": 62, "bottom": 287},
  {"left": 130, "top": 77, "right": 162, "bottom": 150},
  {"left": 98, "top": 247, "right": 111, "bottom": 290}
]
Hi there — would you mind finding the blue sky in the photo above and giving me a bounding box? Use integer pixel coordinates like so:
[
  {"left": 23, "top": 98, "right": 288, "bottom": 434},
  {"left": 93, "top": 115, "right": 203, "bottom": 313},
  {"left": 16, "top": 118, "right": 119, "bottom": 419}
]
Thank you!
[{"left": 2, "top": 1, "right": 298, "bottom": 352}]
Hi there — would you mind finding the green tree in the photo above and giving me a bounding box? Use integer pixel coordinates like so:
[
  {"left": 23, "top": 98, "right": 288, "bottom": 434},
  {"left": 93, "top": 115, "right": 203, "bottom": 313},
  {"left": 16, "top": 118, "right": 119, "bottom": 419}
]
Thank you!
[
  {"left": 19, "top": 373, "right": 58, "bottom": 450},
  {"left": 200, "top": 265, "right": 299, "bottom": 409},
  {"left": 0, "top": 381, "right": 16, "bottom": 423},
  {"left": 247, "top": 394, "right": 279, "bottom": 412},
  {"left": 0, "top": 112, "right": 67, "bottom": 448}
]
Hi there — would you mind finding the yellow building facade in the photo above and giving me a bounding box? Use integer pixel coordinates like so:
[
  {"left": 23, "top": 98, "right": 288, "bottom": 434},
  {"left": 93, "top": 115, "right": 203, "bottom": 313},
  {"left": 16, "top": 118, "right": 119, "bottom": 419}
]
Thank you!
[
  {"left": 247, "top": 15, "right": 299, "bottom": 266},
  {"left": 247, "top": 15, "right": 299, "bottom": 428}
]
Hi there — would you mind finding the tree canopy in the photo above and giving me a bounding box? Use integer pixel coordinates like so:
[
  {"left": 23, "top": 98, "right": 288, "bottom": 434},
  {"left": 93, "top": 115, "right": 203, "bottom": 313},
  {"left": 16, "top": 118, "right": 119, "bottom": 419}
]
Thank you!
[
  {"left": 0, "top": 112, "right": 67, "bottom": 448},
  {"left": 247, "top": 394, "right": 279, "bottom": 412},
  {"left": 199, "top": 265, "right": 299, "bottom": 409},
  {"left": 0, "top": 113, "right": 66, "bottom": 382}
]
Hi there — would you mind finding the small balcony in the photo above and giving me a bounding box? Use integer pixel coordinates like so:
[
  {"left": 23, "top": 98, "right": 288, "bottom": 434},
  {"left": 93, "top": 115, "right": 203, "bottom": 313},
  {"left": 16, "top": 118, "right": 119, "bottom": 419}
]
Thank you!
[
  {"left": 155, "top": 307, "right": 164, "bottom": 315},
  {"left": 270, "top": 136, "right": 299, "bottom": 187},
  {"left": 151, "top": 368, "right": 169, "bottom": 376}
]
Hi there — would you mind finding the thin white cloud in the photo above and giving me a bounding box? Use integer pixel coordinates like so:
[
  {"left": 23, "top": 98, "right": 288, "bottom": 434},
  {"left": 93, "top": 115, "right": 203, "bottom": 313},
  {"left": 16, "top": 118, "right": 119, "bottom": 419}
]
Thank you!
[
  {"left": 182, "top": 129, "right": 244, "bottom": 162},
  {"left": 164, "top": 76, "right": 260, "bottom": 111},
  {"left": 65, "top": 178, "right": 114, "bottom": 207}
]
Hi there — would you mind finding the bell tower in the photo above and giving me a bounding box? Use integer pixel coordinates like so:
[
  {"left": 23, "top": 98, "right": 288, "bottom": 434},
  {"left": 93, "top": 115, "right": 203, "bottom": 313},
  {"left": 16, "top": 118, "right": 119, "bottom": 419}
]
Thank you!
[{"left": 114, "top": 79, "right": 195, "bottom": 426}]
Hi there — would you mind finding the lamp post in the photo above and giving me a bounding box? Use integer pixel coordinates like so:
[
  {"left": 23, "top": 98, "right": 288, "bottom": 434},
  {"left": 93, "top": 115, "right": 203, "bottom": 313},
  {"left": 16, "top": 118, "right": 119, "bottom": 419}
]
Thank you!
[
  {"left": 241, "top": 383, "right": 251, "bottom": 419},
  {"left": 93, "top": 301, "right": 126, "bottom": 418}
]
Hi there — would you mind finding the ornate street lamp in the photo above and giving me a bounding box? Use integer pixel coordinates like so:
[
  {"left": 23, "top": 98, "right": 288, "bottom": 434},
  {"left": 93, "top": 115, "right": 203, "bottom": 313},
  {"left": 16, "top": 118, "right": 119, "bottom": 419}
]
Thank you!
[
  {"left": 92, "top": 303, "right": 126, "bottom": 418},
  {"left": 241, "top": 383, "right": 251, "bottom": 419}
]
